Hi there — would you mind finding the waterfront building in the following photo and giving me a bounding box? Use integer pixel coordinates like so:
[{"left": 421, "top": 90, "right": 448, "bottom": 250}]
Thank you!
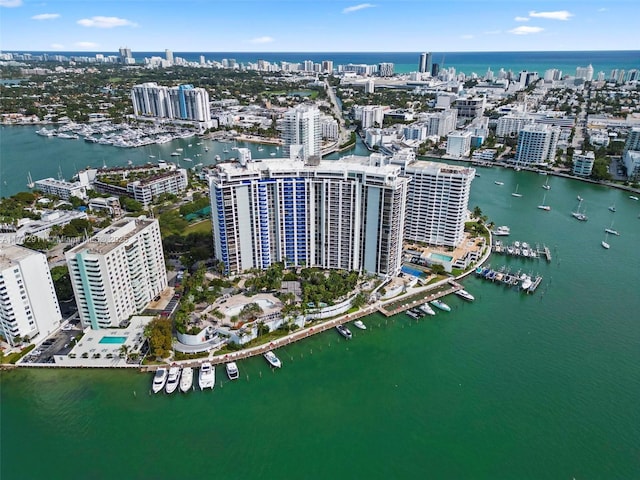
[
  {"left": 93, "top": 167, "right": 188, "bottom": 206},
  {"left": 446, "top": 130, "right": 473, "bottom": 158},
  {"left": 378, "top": 63, "right": 394, "bottom": 77},
  {"left": 208, "top": 157, "right": 409, "bottom": 277},
  {"left": 419, "top": 52, "right": 432, "bottom": 74},
  {"left": 65, "top": 218, "right": 167, "bottom": 329},
  {"left": 514, "top": 124, "right": 560, "bottom": 166},
  {"left": 321, "top": 60, "right": 334, "bottom": 73},
  {"left": 319, "top": 115, "right": 339, "bottom": 140},
  {"left": 165, "top": 49, "right": 174, "bottom": 64},
  {"left": 34, "top": 178, "right": 88, "bottom": 201},
  {"left": 131, "top": 82, "right": 212, "bottom": 126},
  {"left": 0, "top": 245, "right": 61, "bottom": 346},
  {"left": 572, "top": 151, "right": 595, "bottom": 177},
  {"left": 576, "top": 64, "right": 594, "bottom": 82},
  {"left": 454, "top": 97, "right": 485, "bottom": 120},
  {"left": 353, "top": 105, "right": 386, "bottom": 129},
  {"left": 623, "top": 150, "right": 640, "bottom": 181},
  {"left": 282, "top": 105, "right": 321, "bottom": 161},
  {"left": 624, "top": 126, "right": 640, "bottom": 153}
]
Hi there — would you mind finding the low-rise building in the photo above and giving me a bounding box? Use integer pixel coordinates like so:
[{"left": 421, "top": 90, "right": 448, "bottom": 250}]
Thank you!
[{"left": 572, "top": 151, "right": 595, "bottom": 177}]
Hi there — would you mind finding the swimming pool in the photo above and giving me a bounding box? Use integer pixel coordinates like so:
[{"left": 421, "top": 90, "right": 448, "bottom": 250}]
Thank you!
[
  {"left": 430, "top": 252, "right": 453, "bottom": 262},
  {"left": 99, "top": 336, "right": 127, "bottom": 344},
  {"left": 401, "top": 265, "right": 425, "bottom": 278}
]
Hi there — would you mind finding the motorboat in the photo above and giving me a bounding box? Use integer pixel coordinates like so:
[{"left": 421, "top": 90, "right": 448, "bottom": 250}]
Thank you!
[
  {"left": 336, "top": 324, "right": 352, "bottom": 339},
  {"left": 170, "top": 152, "right": 181, "bottom": 156},
  {"left": 430, "top": 299, "right": 451, "bottom": 312},
  {"left": 608, "top": 204, "right": 616, "bottom": 212},
  {"left": 406, "top": 310, "right": 421, "bottom": 319},
  {"left": 521, "top": 275, "right": 533, "bottom": 290},
  {"left": 353, "top": 320, "right": 367, "bottom": 330},
  {"left": 152, "top": 367, "right": 168, "bottom": 394},
  {"left": 454, "top": 289, "right": 475, "bottom": 301},
  {"left": 165, "top": 366, "right": 181, "bottom": 394},
  {"left": 577, "top": 195, "right": 583, "bottom": 201},
  {"left": 226, "top": 361, "right": 239, "bottom": 380},
  {"left": 263, "top": 351, "right": 282, "bottom": 368},
  {"left": 630, "top": 195, "right": 639, "bottom": 201},
  {"left": 183, "top": 158, "right": 193, "bottom": 162},
  {"left": 198, "top": 362, "right": 215, "bottom": 390},
  {"left": 419, "top": 303, "right": 436, "bottom": 315},
  {"left": 493, "top": 225, "right": 510, "bottom": 236},
  {"left": 494, "top": 181, "right": 504, "bottom": 185},
  {"left": 179, "top": 366, "right": 193, "bottom": 393}
]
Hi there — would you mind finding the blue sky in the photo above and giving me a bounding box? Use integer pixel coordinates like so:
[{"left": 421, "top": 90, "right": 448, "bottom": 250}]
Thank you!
[{"left": 1, "top": 0, "right": 638, "bottom": 52}]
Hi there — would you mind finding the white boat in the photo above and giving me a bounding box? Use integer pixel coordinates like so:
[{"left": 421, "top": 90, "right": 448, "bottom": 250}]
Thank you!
[
  {"left": 26, "top": 172, "right": 34, "bottom": 189},
  {"left": 165, "top": 366, "right": 181, "bottom": 394},
  {"left": 493, "top": 225, "right": 510, "bottom": 236},
  {"left": 630, "top": 195, "right": 639, "bottom": 201},
  {"left": 406, "top": 310, "right": 420, "bottom": 319},
  {"left": 577, "top": 195, "right": 583, "bottom": 201},
  {"left": 263, "top": 351, "right": 282, "bottom": 368},
  {"left": 604, "top": 220, "right": 620, "bottom": 236},
  {"left": 494, "top": 181, "right": 504, "bottom": 185},
  {"left": 179, "top": 367, "right": 193, "bottom": 392},
  {"left": 601, "top": 241, "right": 610, "bottom": 249},
  {"left": 198, "top": 362, "right": 215, "bottom": 390},
  {"left": 419, "top": 303, "right": 436, "bottom": 315},
  {"left": 176, "top": 148, "right": 184, "bottom": 152},
  {"left": 270, "top": 152, "right": 276, "bottom": 156},
  {"left": 170, "top": 152, "right": 181, "bottom": 156},
  {"left": 537, "top": 193, "right": 551, "bottom": 211},
  {"left": 152, "top": 367, "right": 168, "bottom": 393},
  {"left": 511, "top": 184, "right": 522, "bottom": 197},
  {"left": 336, "top": 324, "right": 352, "bottom": 339},
  {"left": 542, "top": 177, "right": 551, "bottom": 190},
  {"left": 455, "top": 289, "right": 475, "bottom": 301},
  {"left": 608, "top": 204, "right": 616, "bottom": 212},
  {"left": 214, "top": 155, "right": 221, "bottom": 161},
  {"left": 571, "top": 198, "right": 588, "bottom": 221},
  {"left": 183, "top": 158, "right": 193, "bottom": 162},
  {"left": 353, "top": 320, "right": 367, "bottom": 330},
  {"left": 430, "top": 299, "right": 451, "bottom": 312},
  {"left": 226, "top": 361, "right": 239, "bottom": 380},
  {"left": 520, "top": 275, "right": 533, "bottom": 290}
]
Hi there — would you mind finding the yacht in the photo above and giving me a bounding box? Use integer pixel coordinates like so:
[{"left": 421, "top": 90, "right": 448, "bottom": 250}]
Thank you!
[
  {"left": 183, "top": 158, "right": 193, "bottom": 162},
  {"left": 454, "top": 289, "right": 475, "bottom": 301},
  {"left": 430, "top": 299, "right": 451, "bottom": 312},
  {"left": 630, "top": 195, "right": 639, "bottom": 201},
  {"left": 353, "top": 320, "right": 367, "bottom": 330},
  {"left": 151, "top": 367, "right": 168, "bottom": 394},
  {"left": 336, "top": 324, "right": 352, "bottom": 339},
  {"left": 419, "top": 303, "right": 436, "bottom": 315},
  {"left": 226, "top": 362, "right": 239, "bottom": 380},
  {"left": 263, "top": 351, "right": 282, "bottom": 368},
  {"left": 494, "top": 181, "right": 504, "bottom": 186},
  {"left": 520, "top": 275, "right": 533, "bottom": 291},
  {"left": 170, "top": 152, "right": 181, "bottom": 156},
  {"left": 26, "top": 172, "right": 34, "bottom": 189},
  {"left": 165, "top": 366, "right": 181, "bottom": 394},
  {"left": 198, "top": 362, "right": 215, "bottom": 390},
  {"left": 179, "top": 367, "right": 193, "bottom": 393},
  {"left": 493, "top": 225, "right": 510, "bottom": 236},
  {"left": 406, "top": 310, "right": 421, "bottom": 319}
]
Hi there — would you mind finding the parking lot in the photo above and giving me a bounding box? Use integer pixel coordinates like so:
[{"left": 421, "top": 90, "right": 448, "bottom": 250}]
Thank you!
[{"left": 20, "top": 320, "right": 83, "bottom": 365}]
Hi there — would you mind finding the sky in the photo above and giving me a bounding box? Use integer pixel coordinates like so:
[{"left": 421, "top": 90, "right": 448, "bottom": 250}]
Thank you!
[{"left": 0, "top": 0, "right": 639, "bottom": 53}]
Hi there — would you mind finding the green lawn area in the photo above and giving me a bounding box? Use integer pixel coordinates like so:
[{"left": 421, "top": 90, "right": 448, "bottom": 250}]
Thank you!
[{"left": 184, "top": 219, "right": 211, "bottom": 235}]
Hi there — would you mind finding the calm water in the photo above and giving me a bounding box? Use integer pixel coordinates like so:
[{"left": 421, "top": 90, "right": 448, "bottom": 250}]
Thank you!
[{"left": 1, "top": 129, "right": 640, "bottom": 479}]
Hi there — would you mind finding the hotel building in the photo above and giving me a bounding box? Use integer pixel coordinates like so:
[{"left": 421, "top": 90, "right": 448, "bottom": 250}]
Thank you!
[
  {"left": 514, "top": 124, "right": 560, "bottom": 165},
  {"left": 0, "top": 245, "right": 61, "bottom": 346},
  {"left": 282, "top": 105, "right": 321, "bottom": 161},
  {"left": 65, "top": 218, "right": 167, "bottom": 329},
  {"left": 209, "top": 157, "right": 409, "bottom": 277}
]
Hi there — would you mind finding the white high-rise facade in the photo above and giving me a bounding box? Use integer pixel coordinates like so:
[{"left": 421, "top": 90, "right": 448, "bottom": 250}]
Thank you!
[
  {"left": 446, "top": 131, "right": 473, "bottom": 158},
  {"left": 514, "top": 124, "right": 560, "bottom": 165},
  {"left": 131, "top": 82, "right": 211, "bottom": 125},
  {"left": 624, "top": 126, "right": 640, "bottom": 153},
  {"left": 0, "top": 246, "right": 61, "bottom": 346},
  {"left": 576, "top": 64, "right": 594, "bottom": 81},
  {"left": 65, "top": 218, "right": 167, "bottom": 329},
  {"left": 209, "top": 158, "right": 408, "bottom": 277},
  {"left": 282, "top": 105, "right": 321, "bottom": 161}
]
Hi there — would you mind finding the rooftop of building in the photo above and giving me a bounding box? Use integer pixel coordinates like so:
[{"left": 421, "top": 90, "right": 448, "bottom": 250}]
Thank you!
[
  {"left": 65, "top": 216, "right": 157, "bottom": 257},
  {"left": 0, "top": 244, "right": 41, "bottom": 270}
]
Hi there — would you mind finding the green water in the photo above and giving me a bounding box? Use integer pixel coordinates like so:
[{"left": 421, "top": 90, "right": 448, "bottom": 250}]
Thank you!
[{"left": 1, "top": 129, "right": 640, "bottom": 479}]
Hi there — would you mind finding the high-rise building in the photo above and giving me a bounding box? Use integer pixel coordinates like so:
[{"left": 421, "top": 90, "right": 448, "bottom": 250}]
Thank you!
[
  {"left": 446, "top": 131, "right": 473, "bottom": 158},
  {"left": 282, "top": 105, "right": 321, "bottom": 161},
  {"left": 378, "top": 62, "right": 394, "bottom": 77},
  {"left": 419, "top": 52, "right": 432, "bottom": 74},
  {"left": 321, "top": 60, "right": 334, "bottom": 73},
  {"left": 0, "top": 245, "right": 62, "bottom": 346},
  {"left": 165, "top": 49, "right": 174, "bottom": 64},
  {"left": 624, "top": 126, "right": 640, "bottom": 153},
  {"left": 65, "top": 218, "right": 167, "bottom": 329},
  {"left": 209, "top": 158, "right": 408, "bottom": 277},
  {"left": 514, "top": 124, "right": 560, "bottom": 165},
  {"left": 119, "top": 47, "right": 132, "bottom": 62},
  {"left": 131, "top": 82, "right": 211, "bottom": 125},
  {"left": 576, "top": 64, "right": 594, "bottom": 82}
]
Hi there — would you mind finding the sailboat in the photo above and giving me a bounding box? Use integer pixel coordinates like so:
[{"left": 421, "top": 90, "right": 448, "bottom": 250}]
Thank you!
[
  {"left": 608, "top": 203, "right": 616, "bottom": 212},
  {"left": 542, "top": 177, "right": 551, "bottom": 190},
  {"left": 511, "top": 184, "right": 522, "bottom": 197},
  {"left": 537, "top": 193, "right": 551, "bottom": 211},
  {"left": 601, "top": 232, "right": 610, "bottom": 249},
  {"left": 571, "top": 198, "right": 588, "bottom": 221},
  {"left": 604, "top": 219, "right": 620, "bottom": 236},
  {"left": 26, "top": 172, "right": 35, "bottom": 189}
]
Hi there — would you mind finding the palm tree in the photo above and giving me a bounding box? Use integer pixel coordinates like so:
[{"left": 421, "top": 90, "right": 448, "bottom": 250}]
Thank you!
[{"left": 119, "top": 344, "right": 130, "bottom": 361}]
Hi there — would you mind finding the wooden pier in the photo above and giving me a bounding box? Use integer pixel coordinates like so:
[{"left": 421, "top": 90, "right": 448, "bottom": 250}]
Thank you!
[{"left": 377, "top": 282, "right": 462, "bottom": 317}]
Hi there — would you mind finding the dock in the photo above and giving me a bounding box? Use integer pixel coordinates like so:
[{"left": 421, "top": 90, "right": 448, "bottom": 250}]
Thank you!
[
  {"left": 492, "top": 240, "right": 551, "bottom": 262},
  {"left": 475, "top": 265, "right": 542, "bottom": 294},
  {"left": 377, "top": 281, "right": 462, "bottom": 317}
]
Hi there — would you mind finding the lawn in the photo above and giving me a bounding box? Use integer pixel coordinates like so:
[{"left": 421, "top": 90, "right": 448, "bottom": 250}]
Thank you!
[{"left": 184, "top": 219, "right": 212, "bottom": 235}]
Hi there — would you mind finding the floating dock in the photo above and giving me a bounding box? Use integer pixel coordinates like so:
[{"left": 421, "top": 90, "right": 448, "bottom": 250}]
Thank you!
[
  {"left": 475, "top": 265, "right": 542, "bottom": 294},
  {"left": 492, "top": 240, "right": 551, "bottom": 262}
]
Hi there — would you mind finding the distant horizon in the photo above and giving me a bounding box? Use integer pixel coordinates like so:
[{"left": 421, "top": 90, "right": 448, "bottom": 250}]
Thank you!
[{"left": 5, "top": 49, "right": 640, "bottom": 54}]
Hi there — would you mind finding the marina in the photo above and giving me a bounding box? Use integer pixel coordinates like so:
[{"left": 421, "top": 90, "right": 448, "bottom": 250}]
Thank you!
[
  {"left": 474, "top": 264, "right": 543, "bottom": 293},
  {"left": 491, "top": 240, "right": 552, "bottom": 262}
]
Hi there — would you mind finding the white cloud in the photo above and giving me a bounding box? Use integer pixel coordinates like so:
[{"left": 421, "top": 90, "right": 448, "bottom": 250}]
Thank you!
[
  {"left": 50, "top": 43, "right": 64, "bottom": 49},
  {"left": 0, "top": 0, "right": 23, "bottom": 7},
  {"left": 342, "top": 3, "right": 375, "bottom": 14},
  {"left": 249, "top": 36, "right": 274, "bottom": 44},
  {"left": 75, "top": 41, "right": 99, "bottom": 48},
  {"left": 461, "top": 34, "right": 474, "bottom": 40},
  {"left": 77, "top": 16, "right": 137, "bottom": 28},
  {"left": 508, "top": 26, "right": 544, "bottom": 35},
  {"left": 32, "top": 13, "right": 60, "bottom": 20},
  {"left": 514, "top": 16, "right": 529, "bottom": 22},
  {"left": 529, "top": 10, "right": 573, "bottom": 21}
]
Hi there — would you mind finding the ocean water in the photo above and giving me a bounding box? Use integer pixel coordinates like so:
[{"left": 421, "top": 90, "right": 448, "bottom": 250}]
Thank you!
[{"left": 1, "top": 128, "right": 640, "bottom": 478}]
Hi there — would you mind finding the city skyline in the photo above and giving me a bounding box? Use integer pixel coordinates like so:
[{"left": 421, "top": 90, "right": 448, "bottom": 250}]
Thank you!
[{"left": 0, "top": 0, "right": 638, "bottom": 52}]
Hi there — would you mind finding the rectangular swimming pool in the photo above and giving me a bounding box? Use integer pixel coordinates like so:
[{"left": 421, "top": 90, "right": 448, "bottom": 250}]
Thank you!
[
  {"left": 430, "top": 252, "right": 453, "bottom": 262},
  {"left": 401, "top": 265, "right": 425, "bottom": 277},
  {"left": 99, "top": 336, "right": 127, "bottom": 344}
]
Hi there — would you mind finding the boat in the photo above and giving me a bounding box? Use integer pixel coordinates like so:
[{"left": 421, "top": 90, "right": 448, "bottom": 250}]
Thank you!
[
  {"left": 336, "top": 324, "right": 352, "bottom": 339},
  {"left": 511, "top": 184, "right": 522, "bottom": 197},
  {"left": 542, "top": 177, "right": 551, "bottom": 190},
  {"left": 353, "top": 320, "right": 367, "bottom": 330},
  {"left": 604, "top": 220, "right": 620, "bottom": 236},
  {"left": 151, "top": 367, "right": 168, "bottom": 393},
  {"left": 149, "top": 154, "right": 156, "bottom": 158},
  {"left": 165, "top": 366, "right": 181, "bottom": 394},
  {"left": 406, "top": 310, "right": 421, "bottom": 319},
  {"left": 454, "top": 289, "right": 475, "bottom": 301},
  {"left": 630, "top": 195, "right": 639, "bottom": 201},
  {"left": 571, "top": 198, "right": 588, "bottom": 221},
  {"left": 419, "top": 303, "right": 436, "bottom": 315},
  {"left": 608, "top": 204, "right": 616, "bottom": 212},
  {"left": 214, "top": 155, "right": 221, "bottom": 161},
  {"left": 494, "top": 181, "right": 504, "bottom": 186},
  {"left": 26, "top": 172, "right": 34, "bottom": 189},
  {"left": 257, "top": 146, "right": 264, "bottom": 151},
  {"left": 226, "top": 361, "right": 239, "bottom": 380},
  {"left": 263, "top": 351, "right": 282, "bottom": 368},
  {"left": 520, "top": 274, "right": 533, "bottom": 290},
  {"left": 183, "top": 158, "right": 193, "bottom": 162},
  {"left": 170, "top": 152, "right": 180, "bottom": 156},
  {"left": 198, "top": 362, "right": 215, "bottom": 390},
  {"left": 179, "top": 366, "right": 193, "bottom": 392},
  {"left": 176, "top": 148, "right": 184, "bottom": 152},
  {"left": 430, "top": 299, "right": 451, "bottom": 312},
  {"left": 493, "top": 225, "right": 510, "bottom": 236},
  {"left": 577, "top": 195, "right": 583, "bottom": 201},
  {"left": 205, "top": 147, "right": 209, "bottom": 152},
  {"left": 537, "top": 193, "right": 551, "bottom": 211},
  {"left": 270, "top": 152, "right": 276, "bottom": 156}
]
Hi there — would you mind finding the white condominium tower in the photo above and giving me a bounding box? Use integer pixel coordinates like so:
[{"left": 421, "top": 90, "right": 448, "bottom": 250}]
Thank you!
[
  {"left": 282, "top": 105, "right": 321, "bottom": 161},
  {"left": 514, "top": 124, "right": 560, "bottom": 165},
  {"left": 0, "top": 246, "right": 62, "bottom": 346},
  {"left": 209, "top": 158, "right": 409, "bottom": 277},
  {"left": 65, "top": 218, "right": 167, "bottom": 329},
  {"left": 131, "top": 82, "right": 211, "bottom": 124}
]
